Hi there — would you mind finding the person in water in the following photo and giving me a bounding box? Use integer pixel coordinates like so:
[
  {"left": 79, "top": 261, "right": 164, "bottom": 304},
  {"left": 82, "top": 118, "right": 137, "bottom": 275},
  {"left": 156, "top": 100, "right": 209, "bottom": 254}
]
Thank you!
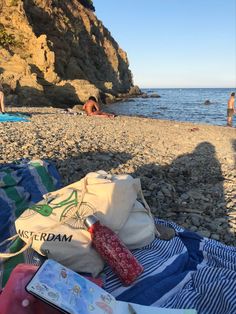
[
  {"left": 227, "top": 92, "right": 235, "bottom": 127},
  {"left": 0, "top": 83, "right": 5, "bottom": 114},
  {"left": 83, "top": 96, "right": 115, "bottom": 118}
]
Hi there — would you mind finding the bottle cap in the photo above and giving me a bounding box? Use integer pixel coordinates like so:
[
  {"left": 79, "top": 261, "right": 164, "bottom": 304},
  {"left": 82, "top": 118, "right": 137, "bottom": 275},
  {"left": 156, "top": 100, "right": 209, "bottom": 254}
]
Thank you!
[{"left": 84, "top": 215, "right": 99, "bottom": 229}]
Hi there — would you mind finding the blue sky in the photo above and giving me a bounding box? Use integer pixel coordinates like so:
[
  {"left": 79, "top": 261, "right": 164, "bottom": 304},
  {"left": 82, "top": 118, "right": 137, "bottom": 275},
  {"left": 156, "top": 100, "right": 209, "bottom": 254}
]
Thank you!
[{"left": 93, "top": 0, "right": 236, "bottom": 88}]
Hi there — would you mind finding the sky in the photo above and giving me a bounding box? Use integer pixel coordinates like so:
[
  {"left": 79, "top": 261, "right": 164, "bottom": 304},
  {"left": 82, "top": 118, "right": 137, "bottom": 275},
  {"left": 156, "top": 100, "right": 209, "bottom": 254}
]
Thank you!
[{"left": 93, "top": 0, "right": 236, "bottom": 88}]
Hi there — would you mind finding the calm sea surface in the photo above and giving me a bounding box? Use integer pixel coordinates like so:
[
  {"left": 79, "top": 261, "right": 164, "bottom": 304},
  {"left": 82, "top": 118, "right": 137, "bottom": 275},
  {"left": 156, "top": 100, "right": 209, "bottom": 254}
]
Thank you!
[{"left": 103, "top": 88, "right": 235, "bottom": 126}]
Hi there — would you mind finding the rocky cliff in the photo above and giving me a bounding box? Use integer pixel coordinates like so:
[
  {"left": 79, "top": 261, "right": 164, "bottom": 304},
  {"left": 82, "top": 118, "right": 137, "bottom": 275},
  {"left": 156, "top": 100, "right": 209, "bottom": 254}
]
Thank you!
[{"left": 0, "top": 0, "right": 137, "bottom": 106}]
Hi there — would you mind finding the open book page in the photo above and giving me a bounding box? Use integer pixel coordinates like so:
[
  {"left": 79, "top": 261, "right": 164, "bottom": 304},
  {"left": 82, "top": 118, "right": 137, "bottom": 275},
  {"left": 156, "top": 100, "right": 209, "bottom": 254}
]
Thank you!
[{"left": 116, "top": 301, "right": 197, "bottom": 314}]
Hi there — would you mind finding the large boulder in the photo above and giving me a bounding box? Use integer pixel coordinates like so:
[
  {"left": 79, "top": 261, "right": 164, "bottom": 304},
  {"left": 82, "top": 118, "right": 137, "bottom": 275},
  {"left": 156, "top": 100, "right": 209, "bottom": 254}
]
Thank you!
[{"left": 129, "top": 85, "right": 142, "bottom": 96}]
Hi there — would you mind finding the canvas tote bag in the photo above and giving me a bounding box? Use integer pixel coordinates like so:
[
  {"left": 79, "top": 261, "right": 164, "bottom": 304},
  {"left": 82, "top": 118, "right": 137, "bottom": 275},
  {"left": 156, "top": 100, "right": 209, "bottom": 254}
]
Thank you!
[
  {"left": 0, "top": 171, "right": 156, "bottom": 276},
  {"left": 118, "top": 200, "right": 156, "bottom": 249}
]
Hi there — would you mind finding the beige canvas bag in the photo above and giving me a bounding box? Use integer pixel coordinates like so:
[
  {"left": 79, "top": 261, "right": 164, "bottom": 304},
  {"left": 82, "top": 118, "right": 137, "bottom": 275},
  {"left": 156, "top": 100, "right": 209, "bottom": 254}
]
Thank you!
[
  {"left": 0, "top": 171, "right": 156, "bottom": 276},
  {"left": 118, "top": 200, "right": 156, "bottom": 249}
]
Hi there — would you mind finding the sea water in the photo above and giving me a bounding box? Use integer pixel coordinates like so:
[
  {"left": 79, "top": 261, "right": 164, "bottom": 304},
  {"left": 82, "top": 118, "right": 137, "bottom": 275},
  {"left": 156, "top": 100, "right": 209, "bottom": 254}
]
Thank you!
[{"left": 103, "top": 88, "right": 235, "bottom": 126}]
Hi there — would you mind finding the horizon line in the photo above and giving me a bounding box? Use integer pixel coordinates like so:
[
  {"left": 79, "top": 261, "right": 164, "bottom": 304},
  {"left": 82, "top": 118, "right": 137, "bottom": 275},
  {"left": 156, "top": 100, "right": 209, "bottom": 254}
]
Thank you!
[{"left": 139, "top": 86, "right": 236, "bottom": 89}]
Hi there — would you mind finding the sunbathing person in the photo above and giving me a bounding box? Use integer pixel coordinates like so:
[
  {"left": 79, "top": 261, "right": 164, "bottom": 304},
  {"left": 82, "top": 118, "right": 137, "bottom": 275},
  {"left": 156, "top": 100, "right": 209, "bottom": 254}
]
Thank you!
[
  {"left": 0, "top": 83, "right": 5, "bottom": 114},
  {"left": 83, "top": 96, "right": 114, "bottom": 118}
]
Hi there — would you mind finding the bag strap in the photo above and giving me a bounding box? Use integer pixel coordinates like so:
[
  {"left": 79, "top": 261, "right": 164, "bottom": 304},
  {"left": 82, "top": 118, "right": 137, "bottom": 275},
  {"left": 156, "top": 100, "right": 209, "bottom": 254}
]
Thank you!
[
  {"left": 0, "top": 235, "right": 33, "bottom": 259},
  {"left": 0, "top": 176, "right": 89, "bottom": 260},
  {"left": 139, "top": 188, "right": 161, "bottom": 237}
]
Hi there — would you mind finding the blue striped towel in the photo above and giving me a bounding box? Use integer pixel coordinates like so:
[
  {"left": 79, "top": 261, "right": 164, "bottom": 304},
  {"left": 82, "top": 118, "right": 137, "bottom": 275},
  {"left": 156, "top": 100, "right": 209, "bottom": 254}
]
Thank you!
[
  {"left": 0, "top": 159, "right": 61, "bottom": 244},
  {"left": 104, "top": 219, "right": 236, "bottom": 314},
  {"left": 0, "top": 159, "right": 61, "bottom": 287}
]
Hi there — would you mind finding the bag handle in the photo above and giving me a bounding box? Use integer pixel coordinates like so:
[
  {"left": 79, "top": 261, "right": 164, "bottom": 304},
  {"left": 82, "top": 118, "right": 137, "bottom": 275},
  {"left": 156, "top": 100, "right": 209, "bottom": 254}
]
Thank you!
[
  {"left": 0, "top": 176, "right": 89, "bottom": 260},
  {"left": 139, "top": 188, "right": 161, "bottom": 238},
  {"left": 0, "top": 235, "right": 33, "bottom": 259}
]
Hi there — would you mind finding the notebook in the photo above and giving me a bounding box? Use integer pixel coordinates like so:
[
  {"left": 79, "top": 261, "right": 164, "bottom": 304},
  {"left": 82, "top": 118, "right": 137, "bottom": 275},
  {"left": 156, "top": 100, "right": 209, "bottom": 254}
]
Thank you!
[{"left": 26, "top": 259, "right": 197, "bottom": 314}]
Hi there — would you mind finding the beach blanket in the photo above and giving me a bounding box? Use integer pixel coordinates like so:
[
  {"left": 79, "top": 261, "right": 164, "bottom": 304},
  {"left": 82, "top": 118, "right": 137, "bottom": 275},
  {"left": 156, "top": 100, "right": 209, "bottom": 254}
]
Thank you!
[
  {"left": 0, "top": 113, "right": 29, "bottom": 122},
  {"left": 0, "top": 159, "right": 61, "bottom": 286},
  {"left": 0, "top": 164, "right": 236, "bottom": 313},
  {"left": 104, "top": 219, "right": 236, "bottom": 314}
]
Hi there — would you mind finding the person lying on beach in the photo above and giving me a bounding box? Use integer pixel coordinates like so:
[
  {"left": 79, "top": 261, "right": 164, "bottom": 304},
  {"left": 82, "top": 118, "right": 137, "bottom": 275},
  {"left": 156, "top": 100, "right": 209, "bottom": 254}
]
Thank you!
[
  {"left": 83, "top": 96, "right": 115, "bottom": 118},
  {"left": 0, "top": 83, "right": 6, "bottom": 114},
  {"left": 227, "top": 92, "right": 235, "bottom": 127}
]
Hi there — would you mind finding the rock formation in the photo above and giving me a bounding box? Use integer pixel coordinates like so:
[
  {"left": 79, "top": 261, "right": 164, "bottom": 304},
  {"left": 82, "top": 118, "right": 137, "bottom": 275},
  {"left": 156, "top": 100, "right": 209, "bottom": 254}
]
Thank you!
[{"left": 0, "top": 0, "right": 137, "bottom": 106}]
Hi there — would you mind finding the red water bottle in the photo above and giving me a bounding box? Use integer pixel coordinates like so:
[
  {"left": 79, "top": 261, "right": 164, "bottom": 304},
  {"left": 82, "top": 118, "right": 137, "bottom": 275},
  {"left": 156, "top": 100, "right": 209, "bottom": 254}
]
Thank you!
[{"left": 84, "top": 215, "right": 143, "bottom": 286}]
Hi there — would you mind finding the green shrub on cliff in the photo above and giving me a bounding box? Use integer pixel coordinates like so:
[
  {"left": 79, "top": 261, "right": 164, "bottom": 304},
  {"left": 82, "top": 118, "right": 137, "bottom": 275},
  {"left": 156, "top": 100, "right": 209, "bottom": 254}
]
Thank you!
[
  {"left": 79, "top": 0, "right": 95, "bottom": 11},
  {"left": 0, "top": 25, "right": 17, "bottom": 48},
  {"left": 0, "top": 24, "right": 21, "bottom": 49},
  {"left": 9, "top": 0, "right": 19, "bottom": 6}
]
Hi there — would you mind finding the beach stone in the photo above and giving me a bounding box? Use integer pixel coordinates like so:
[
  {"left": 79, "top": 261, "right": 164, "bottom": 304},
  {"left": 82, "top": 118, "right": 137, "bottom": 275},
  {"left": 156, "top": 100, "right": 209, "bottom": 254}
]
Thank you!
[
  {"left": 155, "top": 224, "right": 176, "bottom": 240},
  {"left": 199, "top": 230, "right": 211, "bottom": 238},
  {"left": 211, "top": 233, "right": 220, "bottom": 241},
  {"left": 190, "top": 215, "right": 201, "bottom": 227},
  {"left": 161, "top": 184, "right": 173, "bottom": 197},
  {"left": 143, "top": 190, "right": 152, "bottom": 197},
  {"left": 150, "top": 93, "right": 161, "bottom": 98},
  {"left": 187, "top": 190, "right": 207, "bottom": 200},
  {"left": 189, "top": 226, "right": 198, "bottom": 232},
  {"left": 0, "top": 106, "right": 235, "bottom": 246},
  {"left": 128, "top": 85, "right": 141, "bottom": 95},
  {"left": 206, "top": 222, "right": 219, "bottom": 232},
  {"left": 226, "top": 200, "right": 235, "bottom": 208},
  {"left": 180, "top": 193, "right": 189, "bottom": 201},
  {"left": 149, "top": 183, "right": 158, "bottom": 191},
  {"left": 151, "top": 206, "right": 159, "bottom": 214}
]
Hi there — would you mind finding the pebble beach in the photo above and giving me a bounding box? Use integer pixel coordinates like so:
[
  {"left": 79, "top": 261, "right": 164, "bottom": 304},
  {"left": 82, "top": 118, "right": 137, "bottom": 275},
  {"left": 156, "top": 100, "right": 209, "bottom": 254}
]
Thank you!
[{"left": 0, "top": 107, "right": 235, "bottom": 246}]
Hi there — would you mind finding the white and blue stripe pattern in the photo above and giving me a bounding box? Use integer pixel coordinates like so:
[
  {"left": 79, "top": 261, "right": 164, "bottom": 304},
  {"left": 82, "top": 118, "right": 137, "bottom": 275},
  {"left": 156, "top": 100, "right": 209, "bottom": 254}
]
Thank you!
[{"left": 103, "top": 219, "right": 236, "bottom": 314}]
